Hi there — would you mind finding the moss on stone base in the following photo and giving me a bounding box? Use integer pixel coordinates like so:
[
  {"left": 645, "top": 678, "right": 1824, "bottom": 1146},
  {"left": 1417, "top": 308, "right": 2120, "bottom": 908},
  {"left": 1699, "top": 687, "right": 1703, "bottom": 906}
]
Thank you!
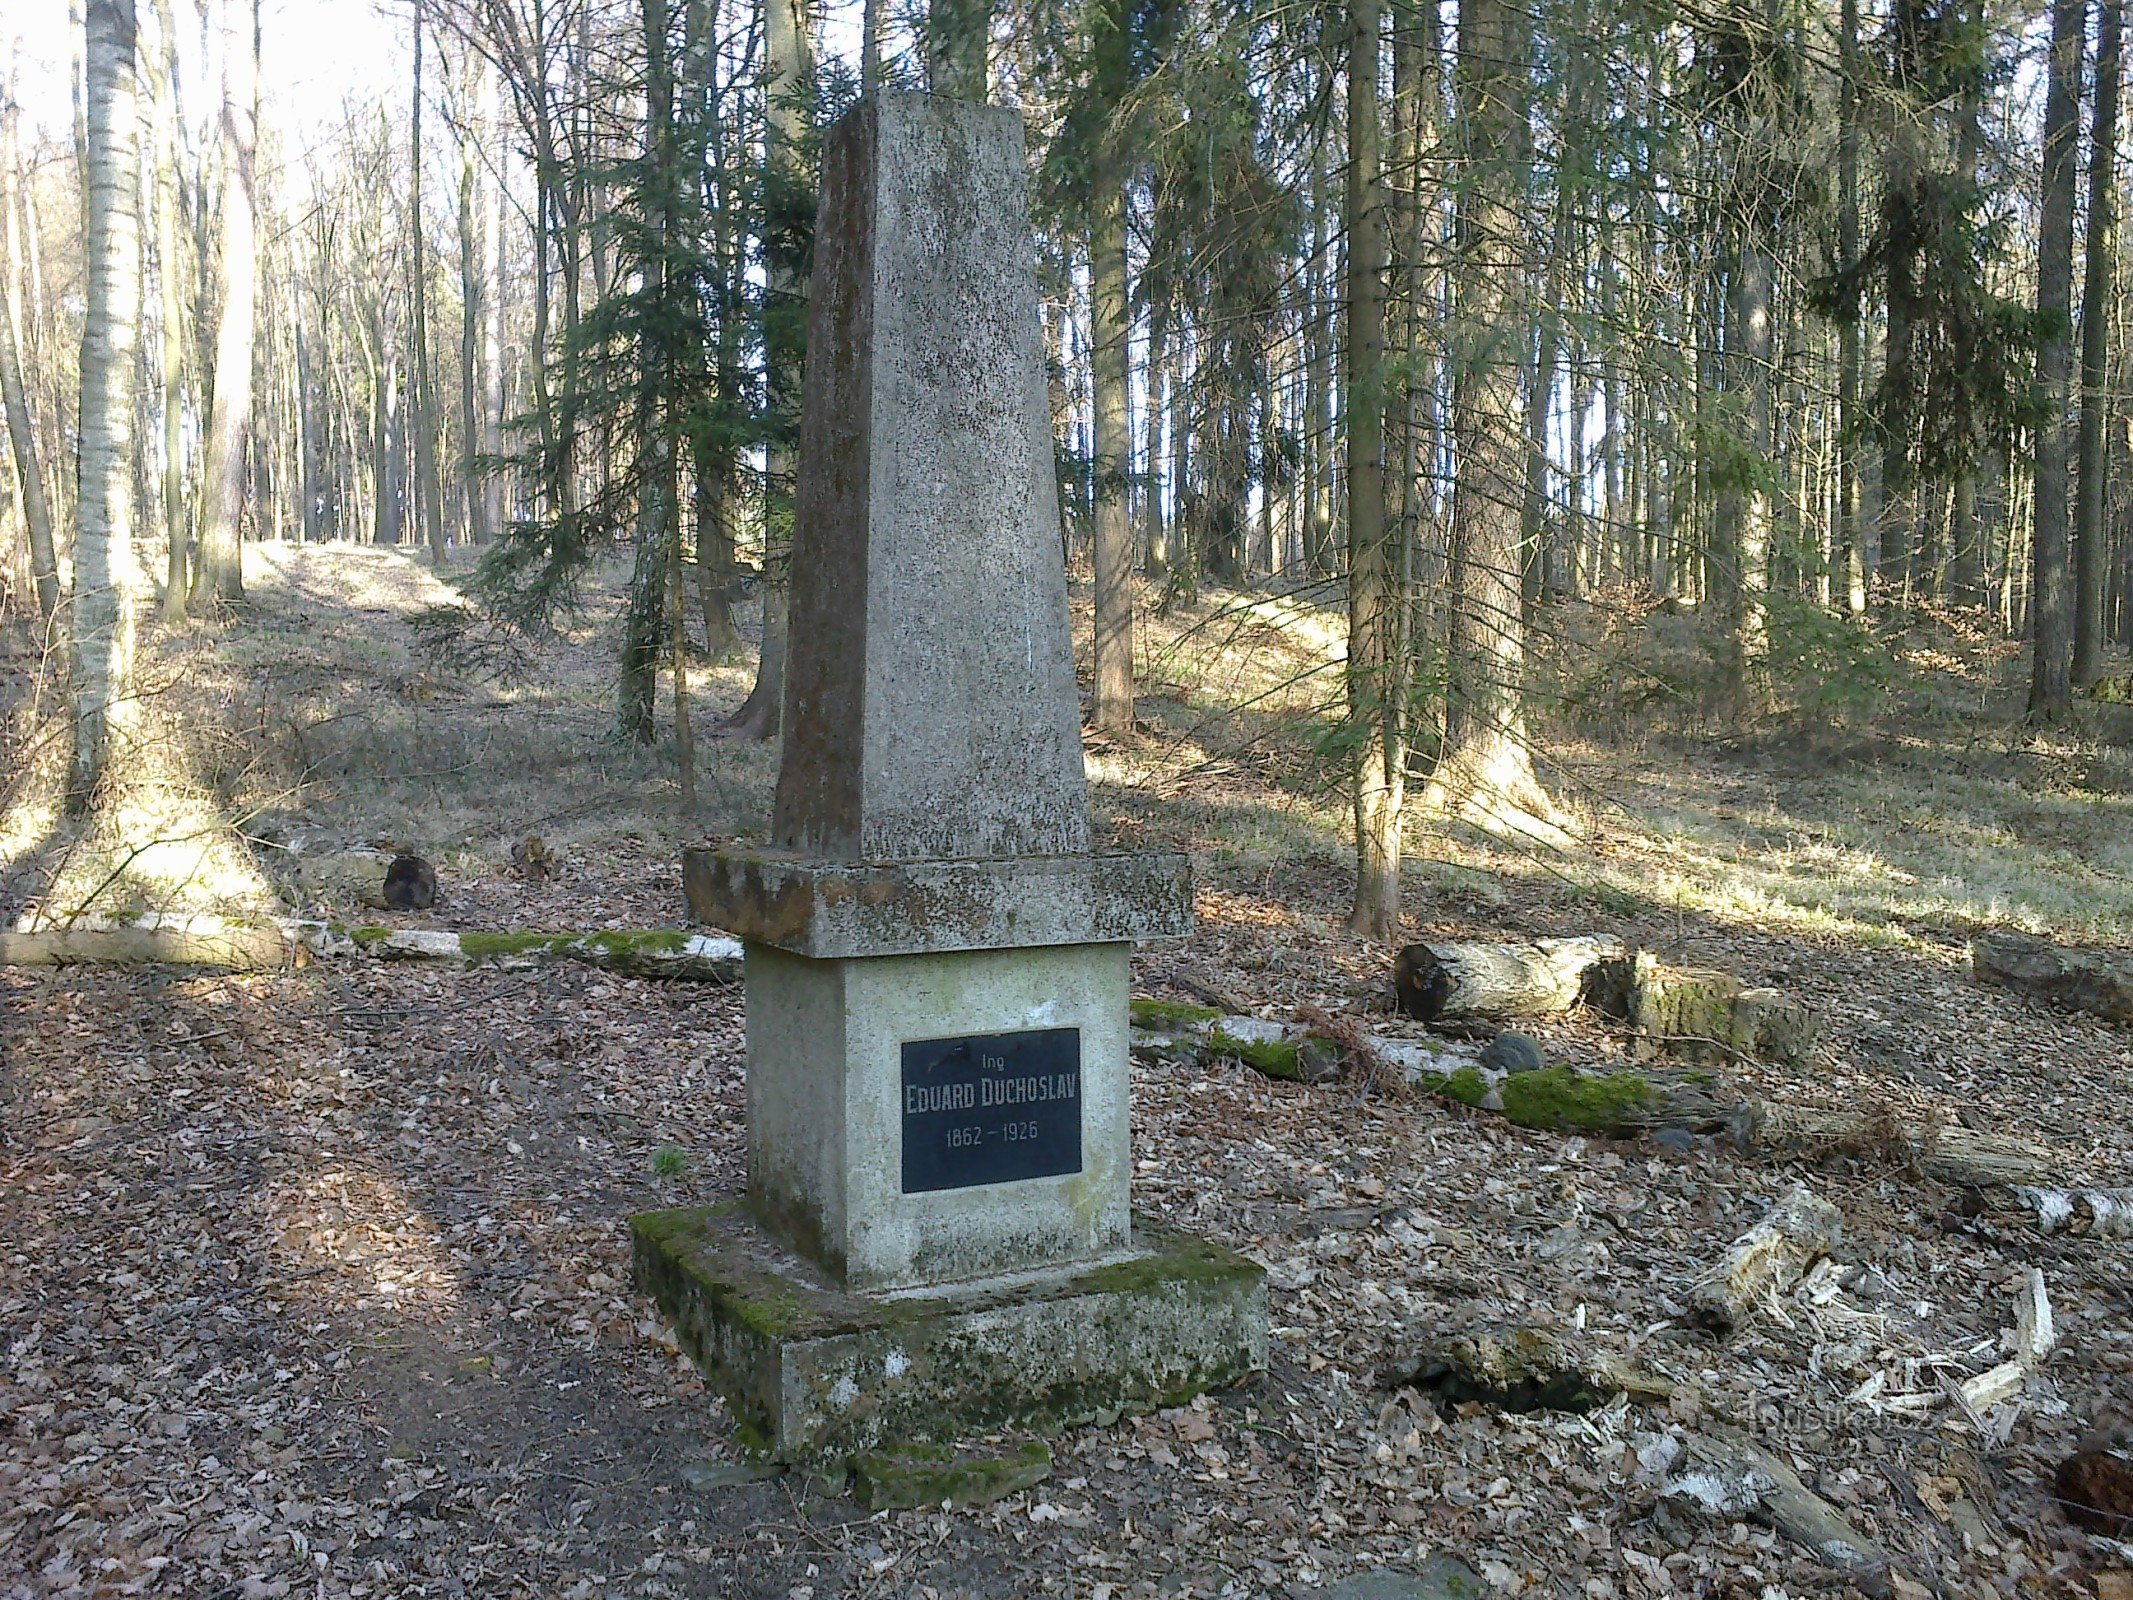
[
  {"left": 850, "top": 1440, "right": 1052, "bottom": 1511},
  {"left": 629, "top": 1204, "right": 1267, "bottom": 1462}
]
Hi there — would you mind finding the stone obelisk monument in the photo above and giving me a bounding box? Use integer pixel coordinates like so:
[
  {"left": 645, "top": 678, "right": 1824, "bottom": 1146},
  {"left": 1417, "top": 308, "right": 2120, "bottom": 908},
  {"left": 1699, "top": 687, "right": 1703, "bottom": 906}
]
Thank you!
[{"left": 631, "top": 93, "right": 1266, "bottom": 1462}]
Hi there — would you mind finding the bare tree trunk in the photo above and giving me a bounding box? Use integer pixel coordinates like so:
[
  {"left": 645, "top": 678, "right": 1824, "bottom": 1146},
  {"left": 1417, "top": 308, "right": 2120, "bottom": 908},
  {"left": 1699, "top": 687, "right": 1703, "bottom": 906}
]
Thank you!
[
  {"left": 456, "top": 53, "right": 490, "bottom": 546},
  {"left": 1425, "top": 0, "right": 1553, "bottom": 830},
  {"left": 1090, "top": 174, "right": 1134, "bottom": 732},
  {"left": 1712, "top": 237, "right": 1774, "bottom": 715},
  {"left": 71, "top": 0, "right": 144, "bottom": 808},
  {"left": 2031, "top": 0, "right": 2086, "bottom": 717},
  {"left": 0, "top": 81, "right": 58, "bottom": 624},
  {"left": 719, "top": 0, "right": 809, "bottom": 740},
  {"left": 411, "top": 15, "right": 446, "bottom": 563},
  {"left": 1835, "top": 0, "right": 1865, "bottom": 614},
  {"left": 1303, "top": 151, "right": 1333, "bottom": 580},
  {"left": 1347, "top": 0, "right": 1405, "bottom": 939},
  {"left": 193, "top": 0, "right": 256, "bottom": 607},
  {"left": 485, "top": 99, "right": 507, "bottom": 542},
  {"left": 146, "top": 0, "right": 188, "bottom": 619},
  {"left": 2076, "top": 0, "right": 2122, "bottom": 685}
]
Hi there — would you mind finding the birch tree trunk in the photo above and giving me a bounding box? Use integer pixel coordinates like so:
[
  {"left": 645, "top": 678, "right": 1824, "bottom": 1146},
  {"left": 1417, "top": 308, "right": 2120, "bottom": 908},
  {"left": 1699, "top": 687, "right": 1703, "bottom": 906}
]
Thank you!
[
  {"left": 194, "top": 0, "right": 256, "bottom": 607},
  {"left": 71, "top": 0, "right": 144, "bottom": 808}
]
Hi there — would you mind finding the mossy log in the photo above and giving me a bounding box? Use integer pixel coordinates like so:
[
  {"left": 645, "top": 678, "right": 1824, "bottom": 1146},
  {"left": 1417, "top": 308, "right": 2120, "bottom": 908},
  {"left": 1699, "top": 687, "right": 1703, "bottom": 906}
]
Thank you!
[
  {"left": 1425, "top": 1061, "right": 1736, "bottom": 1135},
  {"left": 1727, "top": 1099, "right": 2056, "bottom": 1188},
  {"left": 1393, "top": 936, "right": 1625, "bottom": 1022},
  {"left": 1587, "top": 953, "right": 1816, "bottom": 1067},
  {"left": 1687, "top": 1184, "right": 1842, "bottom": 1336},
  {"left": 0, "top": 915, "right": 742, "bottom": 981},
  {"left": 315, "top": 926, "right": 742, "bottom": 981},
  {"left": 1971, "top": 930, "right": 2133, "bottom": 1026},
  {"left": 1387, "top": 1324, "right": 1674, "bottom": 1414},
  {"left": 1662, "top": 1426, "right": 1895, "bottom": 1596}
]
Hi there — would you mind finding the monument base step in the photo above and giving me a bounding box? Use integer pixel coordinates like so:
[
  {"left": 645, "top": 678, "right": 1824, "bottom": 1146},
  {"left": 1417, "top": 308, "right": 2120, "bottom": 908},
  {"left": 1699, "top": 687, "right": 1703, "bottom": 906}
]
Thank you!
[{"left": 629, "top": 1202, "right": 1268, "bottom": 1462}]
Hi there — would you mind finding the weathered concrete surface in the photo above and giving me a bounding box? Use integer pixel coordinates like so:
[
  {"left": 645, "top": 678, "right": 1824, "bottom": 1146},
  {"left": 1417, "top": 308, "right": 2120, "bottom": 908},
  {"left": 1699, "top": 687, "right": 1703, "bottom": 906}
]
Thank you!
[
  {"left": 774, "top": 93, "right": 1087, "bottom": 865},
  {"left": 745, "top": 941, "right": 1131, "bottom": 1291},
  {"left": 629, "top": 1203, "right": 1268, "bottom": 1462},
  {"left": 685, "top": 847, "right": 1191, "bottom": 957},
  {"left": 849, "top": 1439, "right": 1053, "bottom": 1510}
]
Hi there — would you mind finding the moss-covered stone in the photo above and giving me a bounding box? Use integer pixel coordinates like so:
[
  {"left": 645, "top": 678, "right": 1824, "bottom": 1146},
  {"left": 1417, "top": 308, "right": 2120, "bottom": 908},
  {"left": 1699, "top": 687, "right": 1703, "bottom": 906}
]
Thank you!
[
  {"left": 628, "top": 1204, "right": 1267, "bottom": 1462},
  {"left": 1129, "top": 997, "right": 1222, "bottom": 1030},
  {"left": 849, "top": 1440, "right": 1052, "bottom": 1511}
]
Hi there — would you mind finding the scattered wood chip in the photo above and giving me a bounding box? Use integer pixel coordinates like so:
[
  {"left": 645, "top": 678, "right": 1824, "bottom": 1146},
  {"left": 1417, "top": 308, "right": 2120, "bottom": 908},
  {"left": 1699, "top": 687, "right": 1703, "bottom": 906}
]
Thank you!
[{"left": 1689, "top": 1184, "right": 1843, "bottom": 1337}]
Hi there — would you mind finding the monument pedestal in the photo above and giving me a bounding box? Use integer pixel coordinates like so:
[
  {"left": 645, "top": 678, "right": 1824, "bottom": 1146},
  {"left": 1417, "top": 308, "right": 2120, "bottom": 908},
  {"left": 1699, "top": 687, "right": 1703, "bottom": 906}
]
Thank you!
[
  {"left": 632, "top": 1204, "right": 1266, "bottom": 1461},
  {"left": 632, "top": 92, "right": 1265, "bottom": 1465}
]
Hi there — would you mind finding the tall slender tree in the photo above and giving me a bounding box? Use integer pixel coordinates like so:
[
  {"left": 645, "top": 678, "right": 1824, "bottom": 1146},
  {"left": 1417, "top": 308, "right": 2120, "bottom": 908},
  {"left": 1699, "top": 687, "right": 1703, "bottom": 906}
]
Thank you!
[
  {"left": 2030, "top": 0, "right": 2086, "bottom": 716},
  {"left": 0, "top": 75, "right": 58, "bottom": 625},
  {"left": 1424, "top": 0, "right": 1554, "bottom": 828},
  {"left": 194, "top": 0, "right": 259, "bottom": 607},
  {"left": 71, "top": 0, "right": 144, "bottom": 806},
  {"left": 1347, "top": 0, "right": 1404, "bottom": 937},
  {"left": 149, "top": 0, "right": 189, "bottom": 620},
  {"left": 718, "top": 0, "right": 811, "bottom": 739},
  {"left": 2075, "top": 0, "right": 2122, "bottom": 685}
]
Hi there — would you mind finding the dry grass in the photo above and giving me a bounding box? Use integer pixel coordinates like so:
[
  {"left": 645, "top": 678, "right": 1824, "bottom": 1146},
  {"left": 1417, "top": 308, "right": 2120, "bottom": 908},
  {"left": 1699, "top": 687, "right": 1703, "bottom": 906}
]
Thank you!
[{"left": 3, "top": 543, "right": 2128, "bottom": 956}]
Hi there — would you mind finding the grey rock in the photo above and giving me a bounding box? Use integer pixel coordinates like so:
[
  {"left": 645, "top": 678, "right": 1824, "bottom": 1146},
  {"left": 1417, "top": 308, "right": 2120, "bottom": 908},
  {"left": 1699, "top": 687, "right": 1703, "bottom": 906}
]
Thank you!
[
  {"left": 1479, "top": 1031, "right": 1545, "bottom": 1075},
  {"left": 1325, "top": 1556, "right": 1488, "bottom": 1600},
  {"left": 678, "top": 1457, "right": 785, "bottom": 1492},
  {"left": 1651, "top": 1126, "right": 1697, "bottom": 1154}
]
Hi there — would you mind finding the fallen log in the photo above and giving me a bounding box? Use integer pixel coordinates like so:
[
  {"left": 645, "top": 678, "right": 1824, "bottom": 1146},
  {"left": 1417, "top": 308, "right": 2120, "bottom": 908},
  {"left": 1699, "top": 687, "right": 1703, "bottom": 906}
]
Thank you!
[
  {"left": 0, "top": 913, "right": 295, "bottom": 970},
  {"left": 2011, "top": 1186, "right": 2133, "bottom": 1239},
  {"left": 1727, "top": 1099, "right": 2057, "bottom": 1188},
  {"left": 1662, "top": 1426, "right": 1895, "bottom": 1596},
  {"left": 1393, "top": 936, "right": 1625, "bottom": 1023},
  {"left": 0, "top": 913, "right": 743, "bottom": 981},
  {"left": 1972, "top": 930, "right": 2133, "bottom": 1026},
  {"left": 1386, "top": 1323, "right": 1675, "bottom": 1414},
  {"left": 1688, "top": 1185, "right": 1843, "bottom": 1336}
]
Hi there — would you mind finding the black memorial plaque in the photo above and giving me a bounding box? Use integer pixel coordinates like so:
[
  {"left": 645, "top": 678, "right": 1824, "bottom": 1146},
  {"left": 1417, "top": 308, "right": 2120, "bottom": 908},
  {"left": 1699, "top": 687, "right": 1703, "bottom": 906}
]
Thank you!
[{"left": 900, "top": 1027, "right": 1082, "bottom": 1194}]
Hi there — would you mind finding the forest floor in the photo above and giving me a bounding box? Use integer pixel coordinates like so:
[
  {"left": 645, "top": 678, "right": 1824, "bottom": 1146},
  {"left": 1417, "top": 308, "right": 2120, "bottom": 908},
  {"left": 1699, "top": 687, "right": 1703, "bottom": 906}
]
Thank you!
[{"left": 7, "top": 542, "right": 2133, "bottom": 1599}]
